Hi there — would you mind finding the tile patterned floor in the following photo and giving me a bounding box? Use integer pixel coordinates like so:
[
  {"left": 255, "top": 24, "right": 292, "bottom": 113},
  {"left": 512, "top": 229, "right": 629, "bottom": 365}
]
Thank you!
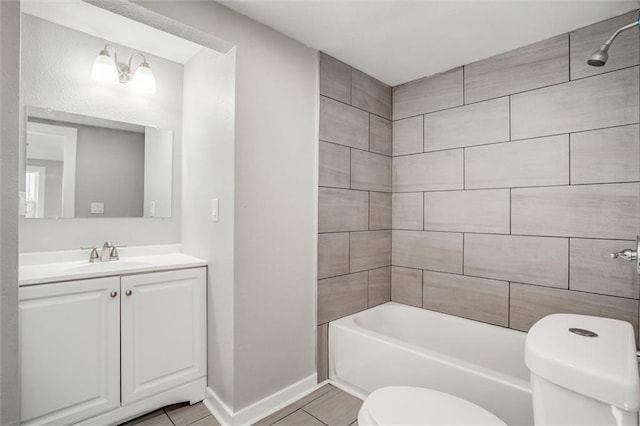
[
  {"left": 120, "top": 384, "right": 361, "bottom": 426},
  {"left": 120, "top": 402, "right": 220, "bottom": 426},
  {"left": 253, "top": 384, "right": 362, "bottom": 426}
]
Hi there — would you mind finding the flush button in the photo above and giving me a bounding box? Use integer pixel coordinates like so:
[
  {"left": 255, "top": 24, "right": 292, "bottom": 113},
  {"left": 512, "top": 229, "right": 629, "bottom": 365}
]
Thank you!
[{"left": 569, "top": 328, "right": 598, "bottom": 337}]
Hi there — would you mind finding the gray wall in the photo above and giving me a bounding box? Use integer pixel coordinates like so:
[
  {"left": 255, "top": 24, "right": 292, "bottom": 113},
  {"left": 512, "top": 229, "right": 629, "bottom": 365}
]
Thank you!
[
  {"left": 1, "top": 1, "right": 21, "bottom": 424},
  {"left": 74, "top": 125, "right": 144, "bottom": 218},
  {"left": 182, "top": 46, "right": 237, "bottom": 409},
  {"left": 139, "top": 0, "right": 318, "bottom": 414},
  {"left": 317, "top": 53, "right": 393, "bottom": 381},
  {"left": 390, "top": 10, "right": 640, "bottom": 342}
]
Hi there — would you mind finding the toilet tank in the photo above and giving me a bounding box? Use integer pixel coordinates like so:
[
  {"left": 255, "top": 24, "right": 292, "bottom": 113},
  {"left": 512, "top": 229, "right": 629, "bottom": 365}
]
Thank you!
[{"left": 525, "top": 314, "right": 640, "bottom": 426}]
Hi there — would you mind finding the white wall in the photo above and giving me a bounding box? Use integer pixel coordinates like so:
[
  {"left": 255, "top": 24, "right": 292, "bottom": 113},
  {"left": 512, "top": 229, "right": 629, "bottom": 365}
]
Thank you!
[
  {"left": 139, "top": 0, "right": 319, "bottom": 413},
  {"left": 1, "top": 1, "right": 21, "bottom": 424},
  {"left": 19, "top": 14, "right": 184, "bottom": 252},
  {"left": 182, "top": 46, "right": 237, "bottom": 409}
]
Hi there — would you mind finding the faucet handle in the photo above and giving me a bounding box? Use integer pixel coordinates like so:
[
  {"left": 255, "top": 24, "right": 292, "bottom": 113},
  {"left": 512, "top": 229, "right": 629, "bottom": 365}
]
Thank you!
[
  {"left": 81, "top": 246, "right": 100, "bottom": 263},
  {"left": 610, "top": 248, "right": 638, "bottom": 261},
  {"left": 110, "top": 244, "right": 127, "bottom": 261}
]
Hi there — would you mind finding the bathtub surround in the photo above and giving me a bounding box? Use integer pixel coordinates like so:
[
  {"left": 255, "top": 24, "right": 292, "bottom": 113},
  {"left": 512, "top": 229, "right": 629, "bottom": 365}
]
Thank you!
[
  {"left": 391, "top": 10, "right": 640, "bottom": 339},
  {"left": 316, "top": 10, "right": 640, "bottom": 384},
  {"left": 318, "top": 53, "right": 393, "bottom": 380},
  {"left": 1, "top": 2, "right": 21, "bottom": 424}
]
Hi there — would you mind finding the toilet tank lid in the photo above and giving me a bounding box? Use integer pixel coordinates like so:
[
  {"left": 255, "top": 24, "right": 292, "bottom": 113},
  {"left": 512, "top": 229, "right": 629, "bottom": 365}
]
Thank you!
[{"left": 525, "top": 313, "right": 640, "bottom": 412}]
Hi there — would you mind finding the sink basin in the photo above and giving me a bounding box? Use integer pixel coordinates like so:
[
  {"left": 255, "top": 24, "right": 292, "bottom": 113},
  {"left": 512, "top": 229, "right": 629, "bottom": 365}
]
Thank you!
[{"left": 64, "top": 260, "right": 152, "bottom": 273}]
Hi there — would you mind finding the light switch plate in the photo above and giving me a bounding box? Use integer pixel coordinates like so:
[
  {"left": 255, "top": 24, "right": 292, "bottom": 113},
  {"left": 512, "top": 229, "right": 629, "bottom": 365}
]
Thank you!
[
  {"left": 211, "top": 198, "right": 219, "bottom": 222},
  {"left": 91, "top": 202, "right": 104, "bottom": 214}
]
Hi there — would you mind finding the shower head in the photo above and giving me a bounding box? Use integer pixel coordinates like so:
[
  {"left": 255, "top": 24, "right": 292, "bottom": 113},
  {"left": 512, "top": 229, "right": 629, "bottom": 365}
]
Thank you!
[
  {"left": 587, "top": 17, "right": 639, "bottom": 67},
  {"left": 587, "top": 45, "right": 609, "bottom": 67}
]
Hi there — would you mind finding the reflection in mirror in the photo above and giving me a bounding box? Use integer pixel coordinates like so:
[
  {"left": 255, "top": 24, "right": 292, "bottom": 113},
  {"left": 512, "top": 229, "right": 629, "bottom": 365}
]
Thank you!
[{"left": 25, "top": 107, "right": 173, "bottom": 219}]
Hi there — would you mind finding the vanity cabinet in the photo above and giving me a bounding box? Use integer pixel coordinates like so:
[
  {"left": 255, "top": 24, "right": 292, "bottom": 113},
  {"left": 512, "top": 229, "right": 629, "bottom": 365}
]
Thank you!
[{"left": 19, "top": 267, "right": 207, "bottom": 426}]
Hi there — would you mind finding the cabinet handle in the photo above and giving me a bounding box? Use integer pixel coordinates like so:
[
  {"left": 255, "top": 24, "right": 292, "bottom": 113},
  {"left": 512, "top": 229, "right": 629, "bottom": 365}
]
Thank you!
[
  {"left": 110, "top": 291, "right": 118, "bottom": 298},
  {"left": 125, "top": 289, "right": 133, "bottom": 296}
]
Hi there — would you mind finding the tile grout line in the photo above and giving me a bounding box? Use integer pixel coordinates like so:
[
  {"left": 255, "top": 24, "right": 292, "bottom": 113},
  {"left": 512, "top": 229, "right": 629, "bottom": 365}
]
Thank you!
[
  {"left": 323, "top": 91, "right": 393, "bottom": 122},
  {"left": 265, "top": 386, "right": 335, "bottom": 426},
  {"left": 162, "top": 410, "right": 176, "bottom": 426},
  {"left": 339, "top": 121, "right": 640, "bottom": 159},
  {"left": 462, "top": 232, "right": 465, "bottom": 275},
  {"left": 508, "top": 281, "right": 511, "bottom": 328},
  {"left": 300, "top": 408, "right": 329, "bottom": 426},
  {"left": 567, "top": 238, "right": 571, "bottom": 290},
  {"left": 349, "top": 65, "right": 353, "bottom": 105},
  {"left": 348, "top": 231, "right": 352, "bottom": 275},
  {"left": 568, "top": 134, "right": 571, "bottom": 185},
  {"left": 462, "top": 65, "right": 466, "bottom": 105},
  {"left": 417, "top": 268, "right": 423, "bottom": 308},
  {"left": 568, "top": 32, "right": 571, "bottom": 81},
  {"left": 462, "top": 147, "right": 466, "bottom": 190},
  {"left": 387, "top": 264, "right": 637, "bottom": 301},
  {"left": 392, "top": 64, "right": 640, "bottom": 123},
  {"left": 509, "top": 188, "right": 512, "bottom": 235},
  {"left": 508, "top": 95, "right": 512, "bottom": 141}
]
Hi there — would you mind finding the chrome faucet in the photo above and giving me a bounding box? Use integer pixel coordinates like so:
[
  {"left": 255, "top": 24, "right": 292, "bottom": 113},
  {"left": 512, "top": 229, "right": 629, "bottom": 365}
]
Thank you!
[
  {"left": 81, "top": 241, "right": 126, "bottom": 262},
  {"left": 610, "top": 236, "right": 640, "bottom": 274},
  {"left": 101, "top": 241, "right": 114, "bottom": 262}
]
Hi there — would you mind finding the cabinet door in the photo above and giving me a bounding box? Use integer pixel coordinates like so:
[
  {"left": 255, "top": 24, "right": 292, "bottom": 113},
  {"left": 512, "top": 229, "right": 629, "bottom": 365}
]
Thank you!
[
  {"left": 121, "top": 268, "right": 206, "bottom": 405},
  {"left": 19, "top": 277, "right": 121, "bottom": 425}
]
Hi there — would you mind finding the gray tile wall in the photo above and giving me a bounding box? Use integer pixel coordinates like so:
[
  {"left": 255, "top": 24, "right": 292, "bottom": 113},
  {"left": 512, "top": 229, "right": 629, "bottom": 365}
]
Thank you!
[
  {"left": 317, "top": 53, "right": 392, "bottom": 381},
  {"left": 391, "top": 10, "right": 640, "bottom": 341}
]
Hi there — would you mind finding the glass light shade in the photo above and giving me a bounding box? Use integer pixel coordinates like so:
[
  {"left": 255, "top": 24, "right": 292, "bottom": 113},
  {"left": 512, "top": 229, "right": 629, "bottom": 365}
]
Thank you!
[
  {"left": 91, "top": 52, "right": 118, "bottom": 85},
  {"left": 131, "top": 63, "right": 156, "bottom": 94}
]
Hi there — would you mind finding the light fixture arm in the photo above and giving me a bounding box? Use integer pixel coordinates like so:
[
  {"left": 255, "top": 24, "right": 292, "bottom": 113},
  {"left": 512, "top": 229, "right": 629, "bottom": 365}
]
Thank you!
[
  {"left": 127, "top": 52, "right": 149, "bottom": 71},
  {"left": 101, "top": 44, "right": 118, "bottom": 64},
  {"left": 117, "top": 51, "right": 150, "bottom": 83}
]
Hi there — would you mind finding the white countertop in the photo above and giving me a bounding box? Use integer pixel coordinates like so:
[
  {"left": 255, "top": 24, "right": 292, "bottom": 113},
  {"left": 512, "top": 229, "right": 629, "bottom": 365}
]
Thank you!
[{"left": 19, "top": 246, "right": 207, "bottom": 286}]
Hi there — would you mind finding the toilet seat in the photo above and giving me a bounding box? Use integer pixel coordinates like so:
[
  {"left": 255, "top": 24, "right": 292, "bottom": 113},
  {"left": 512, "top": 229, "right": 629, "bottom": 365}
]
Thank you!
[{"left": 358, "top": 386, "right": 507, "bottom": 426}]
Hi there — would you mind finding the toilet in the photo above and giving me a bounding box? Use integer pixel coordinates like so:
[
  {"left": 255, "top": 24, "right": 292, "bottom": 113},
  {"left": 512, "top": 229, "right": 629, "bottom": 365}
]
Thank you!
[
  {"left": 525, "top": 313, "right": 640, "bottom": 426},
  {"left": 359, "top": 313, "right": 640, "bottom": 426},
  {"left": 358, "top": 386, "right": 506, "bottom": 425}
]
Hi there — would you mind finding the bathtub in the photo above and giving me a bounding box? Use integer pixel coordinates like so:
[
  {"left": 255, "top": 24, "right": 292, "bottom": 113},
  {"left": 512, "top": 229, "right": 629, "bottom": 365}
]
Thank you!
[{"left": 329, "top": 302, "right": 533, "bottom": 425}]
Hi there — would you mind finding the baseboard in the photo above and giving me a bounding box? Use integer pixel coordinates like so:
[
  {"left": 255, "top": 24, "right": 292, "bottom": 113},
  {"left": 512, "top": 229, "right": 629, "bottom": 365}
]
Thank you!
[
  {"left": 203, "top": 373, "right": 318, "bottom": 426},
  {"left": 327, "top": 379, "right": 368, "bottom": 400}
]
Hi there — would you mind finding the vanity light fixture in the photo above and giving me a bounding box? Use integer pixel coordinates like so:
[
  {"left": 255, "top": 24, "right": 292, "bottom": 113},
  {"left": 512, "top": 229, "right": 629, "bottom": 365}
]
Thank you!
[{"left": 91, "top": 44, "right": 157, "bottom": 94}]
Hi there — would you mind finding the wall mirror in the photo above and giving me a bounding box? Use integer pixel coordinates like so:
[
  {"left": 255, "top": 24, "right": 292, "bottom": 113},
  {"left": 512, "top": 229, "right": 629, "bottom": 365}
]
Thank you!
[{"left": 25, "top": 106, "right": 173, "bottom": 219}]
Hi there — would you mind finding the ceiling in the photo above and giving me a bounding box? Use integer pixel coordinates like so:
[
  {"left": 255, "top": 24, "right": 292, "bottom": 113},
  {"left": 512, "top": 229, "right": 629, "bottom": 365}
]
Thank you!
[{"left": 221, "top": 0, "right": 640, "bottom": 86}]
